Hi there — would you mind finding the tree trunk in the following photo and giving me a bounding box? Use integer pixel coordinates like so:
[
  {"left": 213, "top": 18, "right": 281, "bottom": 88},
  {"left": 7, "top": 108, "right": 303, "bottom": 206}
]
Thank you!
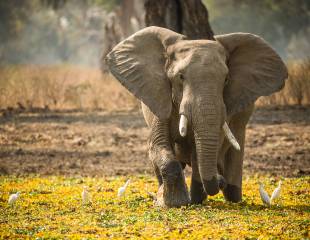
[
  {"left": 102, "top": 0, "right": 214, "bottom": 71},
  {"left": 101, "top": 0, "right": 144, "bottom": 72},
  {"left": 144, "top": 0, "right": 214, "bottom": 40}
]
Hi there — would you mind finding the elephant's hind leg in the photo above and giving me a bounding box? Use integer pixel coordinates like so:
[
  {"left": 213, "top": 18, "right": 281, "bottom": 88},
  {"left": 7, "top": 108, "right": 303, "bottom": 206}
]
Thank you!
[
  {"left": 175, "top": 143, "right": 205, "bottom": 204},
  {"left": 149, "top": 120, "right": 190, "bottom": 207},
  {"left": 190, "top": 153, "right": 207, "bottom": 204}
]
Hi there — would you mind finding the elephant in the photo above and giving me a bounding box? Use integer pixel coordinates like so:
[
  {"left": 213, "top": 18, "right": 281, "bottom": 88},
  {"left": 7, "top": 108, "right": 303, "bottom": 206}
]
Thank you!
[{"left": 104, "top": 26, "right": 288, "bottom": 207}]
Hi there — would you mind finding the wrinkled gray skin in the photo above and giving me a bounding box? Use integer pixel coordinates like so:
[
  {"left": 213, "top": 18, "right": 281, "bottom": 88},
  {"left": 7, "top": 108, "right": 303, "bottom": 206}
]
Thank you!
[{"left": 105, "top": 26, "right": 288, "bottom": 207}]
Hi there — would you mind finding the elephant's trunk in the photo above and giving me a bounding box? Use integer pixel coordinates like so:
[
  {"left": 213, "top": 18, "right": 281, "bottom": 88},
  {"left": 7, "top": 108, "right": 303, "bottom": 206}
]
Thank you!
[{"left": 192, "top": 97, "right": 221, "bottom": 196}]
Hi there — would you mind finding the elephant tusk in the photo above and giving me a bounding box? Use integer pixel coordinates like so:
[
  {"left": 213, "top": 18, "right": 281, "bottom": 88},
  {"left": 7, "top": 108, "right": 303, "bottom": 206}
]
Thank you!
[
  {"left": 222, "top": 122, "right": 240, "bottom": 151},
  {"left": 179, "top": 115, "right": 188, "bottom": 137}
]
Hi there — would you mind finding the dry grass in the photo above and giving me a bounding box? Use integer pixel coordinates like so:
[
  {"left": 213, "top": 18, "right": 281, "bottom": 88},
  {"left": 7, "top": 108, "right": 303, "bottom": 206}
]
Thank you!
[
  {"left": 0, "top": 60, "right": 309, "bottom": 112},
  {"left": 0, "top": 65, "right": 139, "bottom": 111},
  {"left": 257, "top": 59, "right": 310, "bottom": 106}
]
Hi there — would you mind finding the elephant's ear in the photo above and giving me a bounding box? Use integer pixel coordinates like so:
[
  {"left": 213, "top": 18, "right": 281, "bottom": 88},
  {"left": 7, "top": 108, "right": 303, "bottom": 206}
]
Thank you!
[
  {"left": 104, "top": 26, "right": 185, "bottom": 120},
  {"left": 215, "top": 33, "right": 288, "bottom": 116}
]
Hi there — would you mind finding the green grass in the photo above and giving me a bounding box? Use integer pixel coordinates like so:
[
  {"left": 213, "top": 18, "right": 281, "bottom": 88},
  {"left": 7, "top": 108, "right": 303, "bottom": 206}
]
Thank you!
[{"left": 0, "top": 176, "right": 309, "bottom": 239}]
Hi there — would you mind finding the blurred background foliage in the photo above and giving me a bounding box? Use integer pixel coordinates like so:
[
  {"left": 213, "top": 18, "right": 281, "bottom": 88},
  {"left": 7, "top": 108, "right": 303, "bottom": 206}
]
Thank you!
[
  {"left": 0, "top": 0, "right": 122, "bottom": 66},
  {"left": 0, "top": 0, "right": 309, "bottom": 110},
  {"left": 0, "top": 0, "right": 309, "bottom": 66},
  {"left": 204, "top": 0, "right": 310, "bottom": 59}
]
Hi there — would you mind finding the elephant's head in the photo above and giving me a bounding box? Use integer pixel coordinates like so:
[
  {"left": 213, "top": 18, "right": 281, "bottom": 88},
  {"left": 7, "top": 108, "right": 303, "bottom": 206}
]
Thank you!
[{"left": 104, "top": 26, "right": 287, "bottom": 196}]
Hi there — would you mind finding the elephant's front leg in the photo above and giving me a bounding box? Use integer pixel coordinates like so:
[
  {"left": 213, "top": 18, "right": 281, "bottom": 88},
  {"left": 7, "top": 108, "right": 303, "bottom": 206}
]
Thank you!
[
  {"left": 223, "top": 107, "right": 253, "bottom": 203},
  {"left": 223, "top": 137, "right": 244, "bottom": 203},
  {"left": 149, "top": 121, "right": 190, "bottom": 207},
  {"left": 223, "top": 117, "right": 251, "bottom": 202}
]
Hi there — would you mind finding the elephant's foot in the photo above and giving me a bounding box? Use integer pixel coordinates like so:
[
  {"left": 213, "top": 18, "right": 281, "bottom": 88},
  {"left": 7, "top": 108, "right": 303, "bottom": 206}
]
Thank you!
[
  {"left": 154, "top": 161, "right": 190, "bottom": 207},
  {"left": 155, "top": 181, "right": 190, "bottom": 207},
  {"left": 223, "top": 184, "right": 242, "bottom": 203},
  {"left": 190, "top": 175, "right": 226, "bottom": 204},
  {"left": 154, "top": 185, "right": 165, "bottom": 206},
  {"left": 190, "top": 179, "right": 207, "bottom": 204},
  {"left": 155, "top": 185, "right": 190, "bottom": 207}
]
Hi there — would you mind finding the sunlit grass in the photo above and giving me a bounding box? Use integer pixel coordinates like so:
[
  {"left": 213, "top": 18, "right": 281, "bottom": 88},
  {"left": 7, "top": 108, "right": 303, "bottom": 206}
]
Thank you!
[
  {"left": 1, "top": 176, "right": 309, "bottom": 239},
  {"left": 0, "top": 65, "right": 138, "bottom": 111}
]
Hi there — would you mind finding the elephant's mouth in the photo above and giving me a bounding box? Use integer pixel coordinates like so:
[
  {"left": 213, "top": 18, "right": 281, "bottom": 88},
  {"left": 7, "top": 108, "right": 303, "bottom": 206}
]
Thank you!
[
  {"left": 178, "top": 113, "right": 239, "bottom": 196},
  {"left": 179, "top": 114, "right": 240, "bottom": 151}
]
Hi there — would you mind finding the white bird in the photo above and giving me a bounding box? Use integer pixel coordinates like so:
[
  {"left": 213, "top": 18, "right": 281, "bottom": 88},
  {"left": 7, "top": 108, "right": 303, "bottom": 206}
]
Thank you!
[
  {"left": 259, "top": 183, "right": 271, "bottom": 206},
  {"left": 8, "top": 192, "right": 20, "bottom": 205},
  {"left": 118, "top": 179, "right": 130, "bottom": 197},
  {"left": 82, "top": 186, "right": 90, "bottom": 204},
  {"left": 59, "top": 16, "right": 69, "bottom": 29},
  {"left": 270, "top": 181, "right": 282, "bottom": 203}
]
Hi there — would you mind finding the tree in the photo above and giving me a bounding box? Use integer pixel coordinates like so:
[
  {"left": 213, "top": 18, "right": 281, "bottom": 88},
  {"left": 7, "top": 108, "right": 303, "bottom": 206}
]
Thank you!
[
  {"left": 204, "top": 0, "right": 310, "bottom": 59},
  {"left": 144, "top": 0, "right": 214, "bottom": 40},
  {"left": 100, "top": 0, "right": 214, "bottom": 71}
]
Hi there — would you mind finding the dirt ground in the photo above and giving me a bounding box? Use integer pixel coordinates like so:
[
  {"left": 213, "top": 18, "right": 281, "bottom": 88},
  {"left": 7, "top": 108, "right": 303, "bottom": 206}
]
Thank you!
[{"left": 0, "top": 105, "right": 309, "bottom": 177}]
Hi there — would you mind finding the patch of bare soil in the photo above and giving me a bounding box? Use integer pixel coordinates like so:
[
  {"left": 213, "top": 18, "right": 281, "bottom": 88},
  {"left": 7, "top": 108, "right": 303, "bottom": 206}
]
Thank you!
[{"left": 0, "top": 106, "right": 309, "bottom": 177}]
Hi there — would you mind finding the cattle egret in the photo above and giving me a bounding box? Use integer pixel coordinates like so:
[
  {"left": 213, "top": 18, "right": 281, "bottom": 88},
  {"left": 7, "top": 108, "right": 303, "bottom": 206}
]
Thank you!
[
  {"left": 60, "top": 16, "right": 69, "bottom": 29},
  {"left": 8, "top": 192, "right": 20, "bottom": 205},
  {"left": 259, "top": 183, "right": 271, "bottom": 206},
  {"left": 118, "top": 179, "right": 130, "bottom": 197},
  {"left": 82, "top": 186, "right": 89, "bottom": 204},
  {"left": 270, "top": 181, "right": 282, "bottom": 202}
]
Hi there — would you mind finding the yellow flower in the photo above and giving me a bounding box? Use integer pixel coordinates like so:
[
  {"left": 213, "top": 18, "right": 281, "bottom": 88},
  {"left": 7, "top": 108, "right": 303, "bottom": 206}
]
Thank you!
[{"left": 0, "top": 175, "right": 309, "bottom": 239}]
